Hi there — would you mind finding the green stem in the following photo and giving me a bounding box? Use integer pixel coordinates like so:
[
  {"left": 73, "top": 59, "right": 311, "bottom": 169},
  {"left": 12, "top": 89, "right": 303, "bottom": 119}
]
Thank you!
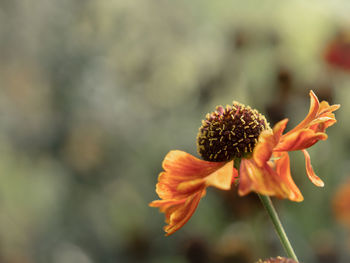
[{"left": 258, "top": 194, "right": 299, "bottom": 262}]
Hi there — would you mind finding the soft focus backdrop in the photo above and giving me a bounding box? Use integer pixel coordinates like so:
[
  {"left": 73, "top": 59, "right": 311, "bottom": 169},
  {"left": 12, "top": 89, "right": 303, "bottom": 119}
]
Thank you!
[{"left": 1, "top": 1, "right": 350, "bottom": 262}]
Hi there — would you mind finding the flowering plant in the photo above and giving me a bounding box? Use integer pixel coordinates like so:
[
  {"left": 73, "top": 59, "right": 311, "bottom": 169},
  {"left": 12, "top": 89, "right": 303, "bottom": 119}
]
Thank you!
[{"left": 149, "top": 91, "right": 339, "bottom": 261}]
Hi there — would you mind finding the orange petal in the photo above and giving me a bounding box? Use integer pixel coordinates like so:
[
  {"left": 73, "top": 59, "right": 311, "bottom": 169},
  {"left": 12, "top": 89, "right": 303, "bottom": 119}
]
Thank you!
[
  {"left": 164, "top": 191, "right": 204, "bottom": 236},
  {"left": 238, "top": 159, "right": 280, "bottom": 198},
  {"left": 149, "top": 199, "right": 185, "bottom": 213},
  {"left": 302, "top": 149, "right": 324, "bottom": 187},
  {"left": 238, "top": 158, "right": 303, "bottom": 202},
  {"left": 308, "top": 116, "right": 336, "bottom": 128},
  {"left": 253, "top": 119, "right": 288, "bottom": 167},
  {"left": 309, "top": 101, "right": 340, "bottom": 132},
  {"left": 318, "top": 101, "right": 340, "bottom": 116},
  {"left": 285, "top": 90, "right": 319, "bottom": 135},
  {"left": 275, "top": 129, "right": 328, "bottom": 152},
  {"left": 150, "top": 150, "right": 234, "bottom": 235},
  {"left": 272, "top": 118, "right": 289, "bottom": 140},
  {"left": 177, "top": 178, "right": 206, "bottom": 195},
  {"left": 238, "top": 158, "right": 275, "bottom": 196},
  {"left": 150, "top": 190, "right": 205, "bottom": 236},
  {"left": 274, "top": 152, "right": 304, "bottom": 202},
  {"left": 162, "top": 150, "right": 226, "bottom": 180},
  {"left": 282, "top": 92, "right": 339, "bottom": 138},
  {"left": 205, "top": 161, "right": 235, "bottom": 190},
  {"left": 155, "top": 150, "right": 226, "bottom": 199}
]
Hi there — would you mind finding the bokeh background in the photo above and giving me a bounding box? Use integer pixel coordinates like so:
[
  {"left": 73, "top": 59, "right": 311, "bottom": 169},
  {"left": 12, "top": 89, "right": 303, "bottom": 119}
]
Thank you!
[{"left": 1, "top": 0, "right": 350, "bottom": 262}]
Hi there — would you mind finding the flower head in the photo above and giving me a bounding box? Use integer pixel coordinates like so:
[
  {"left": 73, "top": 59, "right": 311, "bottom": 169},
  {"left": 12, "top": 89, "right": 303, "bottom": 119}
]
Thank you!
[
  {"left": 197, "top": 102, "right": 269, "bottom": 161},
  {"left": 150, "top": 91, "right": 339, "bottom": 235}
]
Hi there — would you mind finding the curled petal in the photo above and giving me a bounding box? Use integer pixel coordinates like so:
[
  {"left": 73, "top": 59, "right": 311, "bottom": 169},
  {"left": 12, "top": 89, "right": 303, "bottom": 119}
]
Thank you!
[
  {"left": 308, "top": 116, "right": 335, "bottom": 128},
  {"left": 309, "top": 101, "right": 340, "bottom": 132},
  {"left": 253, "top": 119, "right": 288, "bottom": 167},
  {"left": 318, "top": 101, "right": 340, "bottom": 116},
  {"left": 285, "top": 90, "right": 319, "bottom": 135},
  {"left": 275, "top": 129, "right": 327, "bottom": 152},
  {"left": 282, "top": 91, "right": 339, "bottom": 142},
  {"left": 150, "top": 150, "right": 234, "bottom": 235},
  {"left": 302, "top": 149, "right": 324, "bottom": 187},
  {"left": 150, "top": 190, "right": 204, "bottom": 236},
  {"left": 238, "top": 158, "right": 302, "bottom": 201}
]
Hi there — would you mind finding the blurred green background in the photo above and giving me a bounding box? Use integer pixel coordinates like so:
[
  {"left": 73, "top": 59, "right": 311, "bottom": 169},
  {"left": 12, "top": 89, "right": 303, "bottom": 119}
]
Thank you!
[{"left": 1, "top": 0, "right": 350, "bottom": 262}]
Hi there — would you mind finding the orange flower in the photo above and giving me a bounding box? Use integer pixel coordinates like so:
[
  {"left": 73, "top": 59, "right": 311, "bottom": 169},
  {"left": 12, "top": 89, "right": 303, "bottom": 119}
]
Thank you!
[{"left": 150, "top": 91, "right": 339, "bottom": 236}]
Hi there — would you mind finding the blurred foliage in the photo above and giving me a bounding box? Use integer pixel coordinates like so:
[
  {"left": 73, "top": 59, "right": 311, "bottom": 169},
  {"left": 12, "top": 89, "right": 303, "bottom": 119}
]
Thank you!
[{"left": 0, "top": 0, "right": 350, "bottom": 262}]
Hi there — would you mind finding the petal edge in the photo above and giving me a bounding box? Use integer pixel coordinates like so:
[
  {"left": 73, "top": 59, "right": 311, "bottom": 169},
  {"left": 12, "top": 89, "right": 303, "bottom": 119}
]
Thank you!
[{"left": 302, "top": 149, "right": 324, "bottom": 187}]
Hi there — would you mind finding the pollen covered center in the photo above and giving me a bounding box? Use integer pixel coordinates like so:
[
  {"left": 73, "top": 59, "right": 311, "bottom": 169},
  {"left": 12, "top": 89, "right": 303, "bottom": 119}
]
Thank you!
[{"left": 197, "top": 102, "right": 269, "bottom": 162}]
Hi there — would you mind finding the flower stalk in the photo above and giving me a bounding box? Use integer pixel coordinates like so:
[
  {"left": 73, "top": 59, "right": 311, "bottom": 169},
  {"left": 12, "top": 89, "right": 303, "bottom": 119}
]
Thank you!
[{"left": 258, "top": 194, "right": 299, "bottom": 262}]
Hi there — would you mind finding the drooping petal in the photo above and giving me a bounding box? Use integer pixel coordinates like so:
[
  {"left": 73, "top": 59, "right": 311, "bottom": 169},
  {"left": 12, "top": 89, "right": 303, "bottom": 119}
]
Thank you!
[
  {"left": 238, "top": 156, "right": 303, "bottom": 202},
  {"left": 150, "top": 150, "right": 235, "bottom": 235},
  {"left": 155, "top": 150, "right": 227, "bottom": 200},
  {"left": 150, "top": 199, "right": 185, "bottom": 214},
  {"left": 238, "top": 158, "right": 275, "bottom": 196},
  {"left": 252, "top": 130, "right": 274, "bottom": 167},
  {"left": 253, "top": 119, "right": 288, "bottom": 167},
  {"left": 302, "top": 149, "right": 324, "bottom": 187},
  {"left": 177, "top": 178, "right": 206, "bottom": 195},
  {"left": 205, "top": 161, "right": 236, "bottom": 190},
  {"left": 275, "top": 129, "right": 328, "bottom": 152},
  {"left": 150, "top": 189, "right": 205, "bottom": 236},
  {"left": 238, "top": 158, "right": 298, "bottom": 201},
  {"left": 176, "top": 160, "right": 235, "bottom": 193},
  {"left": 274, "top": 152, "right": 304, "bottom": 202},
  {"left": 163, "top": 191, "right": 203, "bottom": 235}
]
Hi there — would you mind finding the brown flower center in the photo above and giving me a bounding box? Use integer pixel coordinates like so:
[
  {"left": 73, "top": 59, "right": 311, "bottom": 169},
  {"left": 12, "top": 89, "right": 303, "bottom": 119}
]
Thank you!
[{"left": 197, "top": 102, "right": 269, "bottom": 162}]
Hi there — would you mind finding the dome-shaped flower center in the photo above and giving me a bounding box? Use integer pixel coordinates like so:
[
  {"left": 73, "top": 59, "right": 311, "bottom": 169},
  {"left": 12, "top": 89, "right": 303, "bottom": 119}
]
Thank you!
[{"left": 197, "top": 102, "right": 269, "bottom": 162}]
